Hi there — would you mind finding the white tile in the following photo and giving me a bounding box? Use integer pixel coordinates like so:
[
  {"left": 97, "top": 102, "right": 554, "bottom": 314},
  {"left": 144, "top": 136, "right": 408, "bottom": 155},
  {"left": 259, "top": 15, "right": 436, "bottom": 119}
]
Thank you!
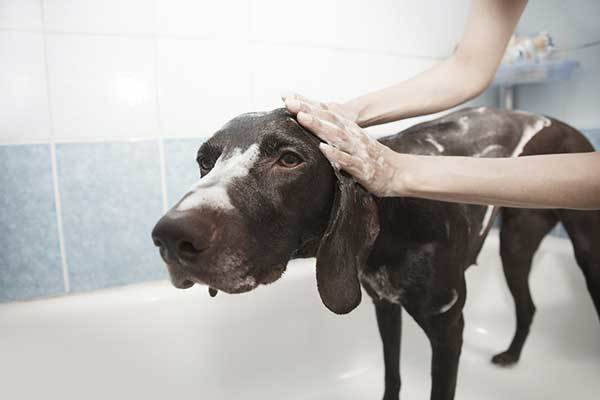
[
  {"left": 252, "top": 43, "right": 434, "bottom": 111},
  {"left": 252, "top": 42, "right": 499, "bottom": 138},
  {"left": 252, "top": 44, "right": 337, "bottom": 111},
  {"left": 46, "top": 34, "right": 158, "bottom": 140},
  {"left": 251, "top": 0, "right": 469, "bottom": 58},
  {"left": 156, "top": 0, "right": 250, "bottom": 38},
  {"left": 0, "top": 0, "right": 42, "bottom": 30},
  {"left": 43, "top": 0, "right": 154, "bottom": 34},
  {"left": 517, "top": 0, "right": 600, "bottom": 51},
  {"left": 157, "top": 39, "right": 253, "bottom": 136},
  {"left": 0, "top": 31, "right": 50, "bottom": 143}
]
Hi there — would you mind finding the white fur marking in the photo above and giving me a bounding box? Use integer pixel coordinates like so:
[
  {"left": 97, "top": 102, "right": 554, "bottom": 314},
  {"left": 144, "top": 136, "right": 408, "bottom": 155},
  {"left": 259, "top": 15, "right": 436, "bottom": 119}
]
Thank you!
[
  {"left": 176, "top": 145, "right": 259, "bottom": 211},
  {"left": 425, "top": 135, "right": 445, "bottom": 153},
  {"left": 234, "top": 275, "right": 256, "bottom": 290},
  {"left": 479, "top": 205, "right": 495, "bottom": 236},
  {"left": 474, "top": 144, "right": 503, "bottom": 158},
  {"left": 477, "top": 117, "right": 550, "bottom": 236},
  {"left": 436, "top": 289, "right": 458, "bottom": 314},
  {"left": 512, "top": 117, "right": 551, "bottom": 157},
  {"left": 359, "top": 267, "right": 402, "bottom": 304}
]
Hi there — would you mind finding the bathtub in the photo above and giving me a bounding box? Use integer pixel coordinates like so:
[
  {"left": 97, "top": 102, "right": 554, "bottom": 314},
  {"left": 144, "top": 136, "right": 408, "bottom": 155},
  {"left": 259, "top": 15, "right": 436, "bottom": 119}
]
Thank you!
[{"left": 1, "top": 232, "right": 599, "bottom": 400}]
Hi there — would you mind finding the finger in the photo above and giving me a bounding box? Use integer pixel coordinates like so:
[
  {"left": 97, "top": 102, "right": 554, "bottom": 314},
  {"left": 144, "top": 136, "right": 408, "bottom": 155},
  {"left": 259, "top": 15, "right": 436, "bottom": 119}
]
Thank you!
[
  {"left": 281, "top": 93, "right": 352, "bottom": 130},
  {"left": 281, "top": 92, "right": 323, "bottom": 111},
  {"left": 319, "top": 143, "right": 366, "bottom": 178},
  {"left": 292, "top": 93, "right": 324, "bottom": 109},
  {"left": 287, "top": 100, "right": 347, "bottom": 129},
  {"left": 297, "top": 112, "right": 348, "bottom": 149},
  {"left": 283, "top": 97, "right": 306, "bottom": 114}
]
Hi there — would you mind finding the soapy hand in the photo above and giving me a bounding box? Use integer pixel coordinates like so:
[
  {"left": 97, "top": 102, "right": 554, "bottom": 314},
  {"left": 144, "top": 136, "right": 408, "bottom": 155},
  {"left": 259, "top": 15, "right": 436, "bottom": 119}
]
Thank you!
[
  {"left": 283, "top": 93, "right": 403, "bottom": 197},
  {"left": 280, "top": 92, "right": 360, "bottom": 124}
]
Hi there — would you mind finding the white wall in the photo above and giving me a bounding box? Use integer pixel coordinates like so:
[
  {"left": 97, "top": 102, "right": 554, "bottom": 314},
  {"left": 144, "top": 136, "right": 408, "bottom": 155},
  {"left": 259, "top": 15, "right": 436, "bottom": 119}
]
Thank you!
[
  {"left": 2, "top": 0, "right": 598, "bottom": 144},
  {"left": 0, "top": 0, "right": 502, "bottom": 144},
  {"left": 0, "top": 0, "right": 596, "bottom": 301}
]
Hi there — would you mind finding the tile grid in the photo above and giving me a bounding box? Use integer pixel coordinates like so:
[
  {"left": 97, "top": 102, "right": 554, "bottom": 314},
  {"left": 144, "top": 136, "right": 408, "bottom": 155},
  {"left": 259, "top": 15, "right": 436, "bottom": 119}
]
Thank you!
[
  {"left": 150, "top": 0, "right": 169, "bottom": 213},
  {"left": 40, "top": 0, "right": 69, "bottom": 294},
  {"left": 1, "top": 1, "right": 597, "bottom": 301}
]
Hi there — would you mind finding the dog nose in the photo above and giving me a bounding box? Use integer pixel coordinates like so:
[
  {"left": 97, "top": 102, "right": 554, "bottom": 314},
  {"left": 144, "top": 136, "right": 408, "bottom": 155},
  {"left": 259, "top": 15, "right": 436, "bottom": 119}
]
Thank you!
[{"left": 151, "top": 213, "right": 212, "bottom": 263}]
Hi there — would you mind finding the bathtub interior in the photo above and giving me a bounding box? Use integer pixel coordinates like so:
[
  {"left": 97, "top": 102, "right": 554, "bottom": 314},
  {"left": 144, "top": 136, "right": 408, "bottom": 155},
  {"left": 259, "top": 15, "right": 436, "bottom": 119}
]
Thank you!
[{"left": 1, "top": 232, "right": 599, "bottom": 400}]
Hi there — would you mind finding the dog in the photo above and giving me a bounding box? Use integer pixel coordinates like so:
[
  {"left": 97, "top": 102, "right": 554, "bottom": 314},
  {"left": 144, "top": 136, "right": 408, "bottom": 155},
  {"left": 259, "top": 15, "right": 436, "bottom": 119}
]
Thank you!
[{"left": 152, "top": 107, "right": 600, "bottom": 400}]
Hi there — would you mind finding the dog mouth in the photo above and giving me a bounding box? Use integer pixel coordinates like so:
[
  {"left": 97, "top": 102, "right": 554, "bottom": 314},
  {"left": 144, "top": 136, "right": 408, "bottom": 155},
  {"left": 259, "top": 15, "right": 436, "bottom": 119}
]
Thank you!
[
  {"left": 166, "top": 263, "right": 258, "bottom": 295},
  {"left": 255, "top": 263, "right": 287, "bottom": 285},
  {"left": 164, "top": 257, "right": 288, "bottom": 297},
  {"left": 173, "top": 279, "right": 220, "bottom": 297}
]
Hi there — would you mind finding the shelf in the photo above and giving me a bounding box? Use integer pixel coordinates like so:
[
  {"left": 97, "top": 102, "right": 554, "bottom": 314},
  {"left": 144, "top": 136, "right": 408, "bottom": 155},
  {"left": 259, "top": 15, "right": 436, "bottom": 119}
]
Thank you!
[{"left": 493, "top": 59, "right": 579, "bottom": 87}]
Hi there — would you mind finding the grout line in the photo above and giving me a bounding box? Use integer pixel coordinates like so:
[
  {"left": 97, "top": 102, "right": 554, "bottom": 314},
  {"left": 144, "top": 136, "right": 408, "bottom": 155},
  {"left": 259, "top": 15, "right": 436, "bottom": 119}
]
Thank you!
[
  {"left": 50, "top": 142, "right": 70, "bottom": 293},
  {"left": 40, "top": 0, "right": 70, "bottom": 293},
  {"left": 1, "top": 126, "right": 598, "bottom": 147},
  {"left": 0, "top": 27, "right": 442, "bottom": 61},
  {"left": 4, "top": 20, "right": 600, "bottom": 59},
  {"left": 158, "top": 138, "right": 169, "bottom": 213},
  {"left": 151, "top": 0, "right": 169, "bottom": 213},
  {"left": 0, "top": 135, "right": 212, "bottom": 146}
]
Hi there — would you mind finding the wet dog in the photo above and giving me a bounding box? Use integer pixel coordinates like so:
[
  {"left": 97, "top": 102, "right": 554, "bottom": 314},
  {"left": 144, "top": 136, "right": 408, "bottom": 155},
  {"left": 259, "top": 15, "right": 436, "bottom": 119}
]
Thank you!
[{"left": 152, "top": 107, "right": 600, "bottom": 400}]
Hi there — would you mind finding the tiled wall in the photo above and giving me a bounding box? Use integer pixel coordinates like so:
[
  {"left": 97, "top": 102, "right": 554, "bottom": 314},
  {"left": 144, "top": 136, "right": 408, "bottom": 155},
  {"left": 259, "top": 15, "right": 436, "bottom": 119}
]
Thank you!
[{"left": 0, "top": 1, "right": 596, "bottom": 302}]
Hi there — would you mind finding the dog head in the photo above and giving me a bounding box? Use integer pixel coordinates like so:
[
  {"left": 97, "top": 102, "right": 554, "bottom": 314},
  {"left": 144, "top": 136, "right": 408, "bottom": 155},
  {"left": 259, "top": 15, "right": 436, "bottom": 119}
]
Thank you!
[{"left": 151, "top": 109, "right": 379, "bottom": 314}]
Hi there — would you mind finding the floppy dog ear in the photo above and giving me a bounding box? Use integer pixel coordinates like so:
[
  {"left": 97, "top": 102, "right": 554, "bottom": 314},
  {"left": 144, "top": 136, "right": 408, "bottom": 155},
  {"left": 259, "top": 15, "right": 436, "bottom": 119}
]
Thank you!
[{"left": 316, "top": 169, "right": 380, "bottom": 315}]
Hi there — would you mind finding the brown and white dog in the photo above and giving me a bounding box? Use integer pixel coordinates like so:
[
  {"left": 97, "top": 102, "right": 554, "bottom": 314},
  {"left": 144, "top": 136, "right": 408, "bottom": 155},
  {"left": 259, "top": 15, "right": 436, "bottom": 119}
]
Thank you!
[{"left": 152, "top": 107, "right": 600, "bottom": 400}]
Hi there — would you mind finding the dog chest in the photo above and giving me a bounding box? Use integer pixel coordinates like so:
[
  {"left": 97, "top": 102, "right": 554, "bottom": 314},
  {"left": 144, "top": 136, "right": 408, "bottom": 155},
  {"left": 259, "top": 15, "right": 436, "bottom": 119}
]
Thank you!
[{"left": 359, "top": 266, "right": 404, "bottom": 304}]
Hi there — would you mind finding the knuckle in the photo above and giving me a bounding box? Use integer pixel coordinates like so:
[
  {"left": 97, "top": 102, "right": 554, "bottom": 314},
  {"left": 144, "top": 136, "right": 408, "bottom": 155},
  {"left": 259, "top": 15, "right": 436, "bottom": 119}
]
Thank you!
[
  {"left": 327, "top": 111, "right": 343, "bottom": 125},
  {"left": 332, "top": 125, "right": 345, "bottom": 137},
  {"left": 299, "top": 101, "right": 310, "bottom": 112}
]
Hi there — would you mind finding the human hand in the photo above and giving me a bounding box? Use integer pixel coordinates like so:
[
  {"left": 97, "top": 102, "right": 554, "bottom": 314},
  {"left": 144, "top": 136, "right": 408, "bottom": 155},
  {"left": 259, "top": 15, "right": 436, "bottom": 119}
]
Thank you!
[
  {"left": 283, "top": 93, "right": 406, "bottom": 197},
  {"left": 281, "top": 93, "right": 360, "bottom": 125}
]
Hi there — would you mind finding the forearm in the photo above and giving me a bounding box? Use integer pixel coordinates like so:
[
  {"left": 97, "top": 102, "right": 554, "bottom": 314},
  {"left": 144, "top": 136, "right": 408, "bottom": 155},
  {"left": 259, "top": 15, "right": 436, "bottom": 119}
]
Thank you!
[
  {"left": 396, "top": 152, "right": 600, "bottom": 210},
  {"left": 346, "top": 55, "right": 489, "bottom": 127},
  {"left": 345, "top": 0, "right": 527, "bottom": 127}
]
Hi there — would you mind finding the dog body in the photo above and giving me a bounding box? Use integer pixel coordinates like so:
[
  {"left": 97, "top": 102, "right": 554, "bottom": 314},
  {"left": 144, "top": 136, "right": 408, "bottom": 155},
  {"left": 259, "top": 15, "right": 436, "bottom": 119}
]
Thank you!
[{"left": 152, "top": 107, "right": 600, "bottom": 400}]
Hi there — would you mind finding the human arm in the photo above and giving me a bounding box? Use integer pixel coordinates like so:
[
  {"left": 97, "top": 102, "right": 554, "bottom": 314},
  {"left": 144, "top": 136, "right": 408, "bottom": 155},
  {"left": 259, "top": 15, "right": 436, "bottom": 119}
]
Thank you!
[
  {"left": 289, "top": 103, "right": 600, "bottom": 210},
  {"left": 390, "top": 151, "right": 600, "bottom": 210},
  {"left": 296, "top": 0, "right": 528, "bottom": 127}
]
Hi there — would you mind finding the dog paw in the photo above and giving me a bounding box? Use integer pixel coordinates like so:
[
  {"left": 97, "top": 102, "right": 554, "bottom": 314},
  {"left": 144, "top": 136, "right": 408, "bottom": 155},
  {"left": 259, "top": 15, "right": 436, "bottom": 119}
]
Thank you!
[{"left": 491, "top": 351, "right": 519, "bottom": 366}]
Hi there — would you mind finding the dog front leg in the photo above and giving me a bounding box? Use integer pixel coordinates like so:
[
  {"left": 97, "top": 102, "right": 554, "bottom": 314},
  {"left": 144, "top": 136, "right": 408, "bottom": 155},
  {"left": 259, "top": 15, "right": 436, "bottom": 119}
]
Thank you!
[
  {"left": 375, "top": 301, "right": 402, "bottom": 400},
  {"left": 427, "top": 314, "right": 464, "bottom": 400}
]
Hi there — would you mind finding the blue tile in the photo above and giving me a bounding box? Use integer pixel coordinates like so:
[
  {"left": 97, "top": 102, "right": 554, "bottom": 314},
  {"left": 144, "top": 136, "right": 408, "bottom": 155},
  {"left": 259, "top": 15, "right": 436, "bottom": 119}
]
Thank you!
[
  {"left": 0, "top": 144, "right": 64, "bottom": 301},
  {"left": 56, "top": 140, "right": 166, "bottom": 292},
  {"left": 164, "top": 138, "right": 207, "bottom": 207},
  {"left": 582, "top": 129, "right": 600, "bottom": 150}
]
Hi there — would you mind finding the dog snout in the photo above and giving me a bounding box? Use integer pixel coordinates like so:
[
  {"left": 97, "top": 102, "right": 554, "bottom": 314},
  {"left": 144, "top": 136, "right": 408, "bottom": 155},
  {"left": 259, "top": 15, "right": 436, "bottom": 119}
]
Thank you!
[{"left": 151, "top": 212, "right": 214, "bottom": 264}]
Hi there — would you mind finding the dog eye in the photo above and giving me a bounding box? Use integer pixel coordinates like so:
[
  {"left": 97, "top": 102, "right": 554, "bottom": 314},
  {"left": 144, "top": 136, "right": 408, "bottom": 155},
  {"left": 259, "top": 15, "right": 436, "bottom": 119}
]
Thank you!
[
  {"left": 198, "top": 158, "right": 215, "bottom": 173},
  {"left": 277, "top": 152, "right": 303, "bottom": 168}
]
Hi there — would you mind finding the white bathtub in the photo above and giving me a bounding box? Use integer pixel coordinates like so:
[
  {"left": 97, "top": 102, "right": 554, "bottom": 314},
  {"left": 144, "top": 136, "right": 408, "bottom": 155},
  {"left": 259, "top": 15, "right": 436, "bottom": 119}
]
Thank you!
[{"left": 1, "top": 232, "right": 599, "bottom": 400}]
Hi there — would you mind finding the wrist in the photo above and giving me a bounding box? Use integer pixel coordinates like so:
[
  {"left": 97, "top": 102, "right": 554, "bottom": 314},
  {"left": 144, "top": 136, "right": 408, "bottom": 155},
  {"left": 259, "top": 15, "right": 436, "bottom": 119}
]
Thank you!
[
  {"left": 386, "top": 150, "right": 422, "bottom": 197},
  {"left": 343, "top": 97, "right": 370, "bottom": 127}
]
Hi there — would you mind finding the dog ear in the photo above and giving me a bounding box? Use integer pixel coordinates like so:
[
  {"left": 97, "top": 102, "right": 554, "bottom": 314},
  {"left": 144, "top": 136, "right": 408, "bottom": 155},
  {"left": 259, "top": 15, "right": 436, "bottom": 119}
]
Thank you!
[{"left": 315, "top": 169, "right": 380, "bottom": 315}]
